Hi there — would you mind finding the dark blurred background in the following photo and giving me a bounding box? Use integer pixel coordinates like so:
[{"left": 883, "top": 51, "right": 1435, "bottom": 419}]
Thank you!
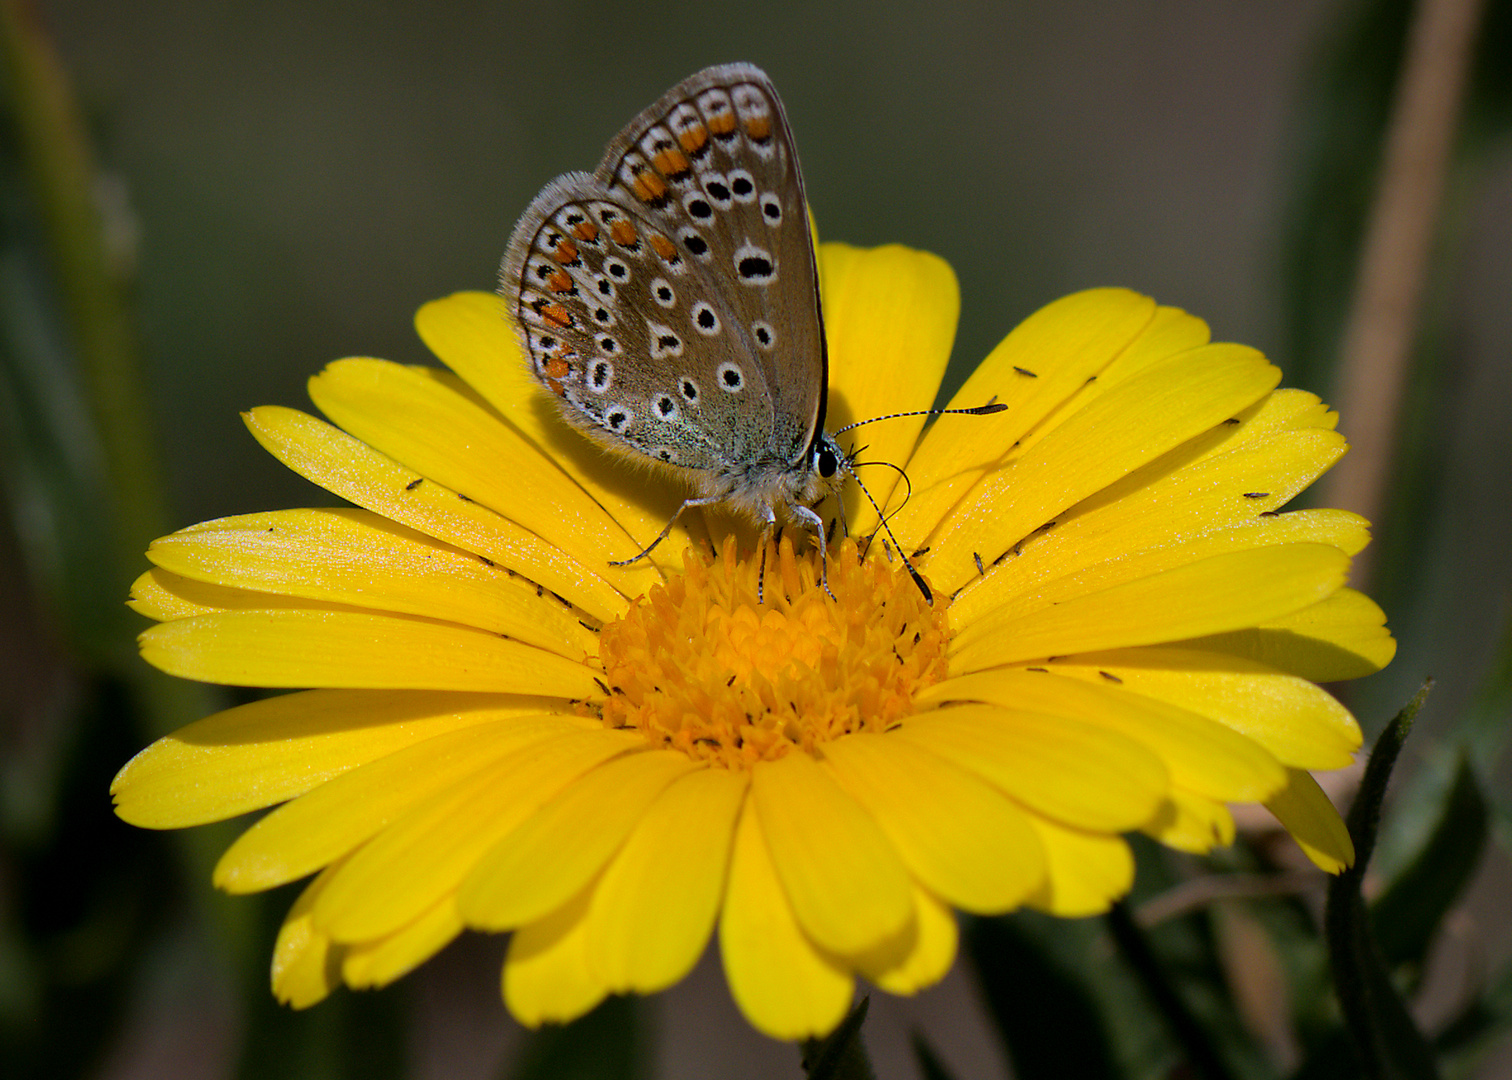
[{"left": 3, "top": 0, "right": 1509, "bottom": 1077}]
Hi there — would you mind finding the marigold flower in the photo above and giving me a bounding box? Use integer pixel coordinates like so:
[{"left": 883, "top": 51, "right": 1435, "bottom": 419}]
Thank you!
[{"left": 113, "top": 244, "right": 1392, "bottom": 1039}]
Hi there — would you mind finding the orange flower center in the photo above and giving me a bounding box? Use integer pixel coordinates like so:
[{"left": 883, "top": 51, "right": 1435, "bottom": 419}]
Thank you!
[{"left": 595, "top": 535, "right": 949, "bottom": 769}]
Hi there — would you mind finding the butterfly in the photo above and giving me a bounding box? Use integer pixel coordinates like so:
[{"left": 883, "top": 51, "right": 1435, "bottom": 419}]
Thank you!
[{"left": 500, "top": 64, "right": 999, "bottom": 598}]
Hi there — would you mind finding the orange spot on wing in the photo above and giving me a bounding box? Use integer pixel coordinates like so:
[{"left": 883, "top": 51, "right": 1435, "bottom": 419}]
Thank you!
[
  {"left": 707, "top": 111, "right": 736, "bottom": 136},
  {"left": 744, "top": 115, "right": 772, "bottom": 141},
  {"left": 546, "top": 378, "right": 566, "bottom": 397},
  {"left": 553, "top": 238, "right": 579, "bottom": 264},
  {"left": 678, "top": 124, "right": 708, "bottom": 155},
  {"left": 546, "top": 269, "right": 574, "bottom": 293},
  {"left": 632, "top": 169, "right": 668, "bottom": 202},
  {"left": 572, "top": 221, "right": 599, "bottom": 243},
  {"left": 543, "top": 358, "right": 570, "bottom": 379},
  {"left": 610, "top": 220, "right": 639, "bottom": 247},
  {"left": 648, "top": 233, "right": 676, "bottom": 261},
  {"left": 653, "top": 148, "right": 691, "bottom": 177},
  {"left": 539, "top": 304, "right": 573, "bottom": 328}
]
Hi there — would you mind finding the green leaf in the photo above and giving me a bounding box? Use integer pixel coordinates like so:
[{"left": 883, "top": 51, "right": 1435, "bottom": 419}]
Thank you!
[
  {"left": 801, "top": 996, "right": 876, "bottom": 1080},
  {"left": 1369, "top": 756, "right": 1487, "bottom": 972},
  {"left": 505, "top": 996, "right": 649, "bottom": 1080},
  {"left": 1324, "top": 682, "right": 1440, "bottom": 1080},
  {"left": 966, "top": 915, "right": 1119, "bottom": 1080}
]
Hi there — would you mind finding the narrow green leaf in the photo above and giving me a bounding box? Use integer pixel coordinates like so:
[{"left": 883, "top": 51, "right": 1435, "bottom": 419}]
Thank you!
[
  {"left": 1105, "top": 903, "right": 1237, "bottom": 1080},
  {"left": 801, "top": 997, "right": 876, "bottom": 1080},
  {"left": 966, "top": 916, "right": 1119, "bottom": 1080},
  {"left": 506, "top": 996, "right": 649, "bottom": 1080},
  {"left": 1369, "top": 756, "right": 1487, "bottom": 971},
  {"left": 1324, "top": 682, "right": 1440, "bottom": 1080}
]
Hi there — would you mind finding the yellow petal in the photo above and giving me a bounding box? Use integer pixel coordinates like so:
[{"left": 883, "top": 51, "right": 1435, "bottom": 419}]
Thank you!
[
  {"left": 140, "top": 609, "right": 600, "bottom": 696},
  {"left": 1024, "top": 815, "right": 1135, "bottom": 917},
  {"left": 214, "top": 715, "right": 582, "bottom": 892},
  {"left": 1038, "top": 648, "right": 1362, "bottom": 770},
  {"left": 819, "top": 244, "right": 958, "bottom": 532},
  {"left": 1229, "top": 386, "right": 1338, "bottom": 434},
  {"left": 415, "top": 292, "right": 707, "bottom": 573},
  {"left": 950, "top": 544, "right": 1350, "bottom": 672},
  {"left": 113, "top": 689, "right": 566, "bottom": 829},
  {"left": 1096, "top": 302, "right": 1215, "bottom": 378},
  {"left": 895, "top": 704, "right": 1166, "bottom": 832},
  {"left": 308, "top": 359, "right": 670, "bottom": 584},
  {"left": 1192, "top": 588, "right": 1396, "bottom": 682},
  {"left": 128, "top": 567, "right": 289, "bottom": 621},
  {"left": 151, "top": 509, "right": 597, "bottom": 656},
  {"left": 858, "top": 884, "right": 958, "bottom": 996},
  {"left": 133, "top": 565, "right": 425, "bottom": 623},
  {"left": 1265, "top": 768, "right": 1355, "bottom": 872},
  {"left": 341, "top": 896, "right": 462, "bottom": 990},
  {"left": 750, "top": 751, "right": 914, "bottom": 957},
  {"left": 311, "top": 727, "right": 638, "bottom": 942},
  {"left": 244, "top": 406, "right": 627, "bottom": 622},
  {"left": 586, "top": 768, "right": 748, "bottom": 993},
  {"left": 895, "top": 289, "right": 1159, "bottom": 541},
  {"left": 923, "top": 343, "right": 1282, "bottom": 594},
  {"left": 920, "top": 669, "right": 1286, "bottom": 803},
  {"left": 720, "top": 803, "right": 853, "bottom": 1040},
  {"left": 949, "top": 400, "right": 1361, "bottom": 624},
  {"left": 410, "top": 291, "right": 520, "bottom": 423},
  {"left": 271, "top": 865, "right": 342, "bottom": 1009},
  {"left": 957, "top": 512, "right": 1367, "bottom": 633},
  {"left": 1143, "top": 788, "right": 1236, "bottom": 853},
  {"left": 503, "top": 884, "right": 608, "bottom": 1027},
  {"left": 458, "top": 750, "right": 697, "bottom": 930},
  {"left": 821, "top": 733, "right": 1044, "bottom": 913}
]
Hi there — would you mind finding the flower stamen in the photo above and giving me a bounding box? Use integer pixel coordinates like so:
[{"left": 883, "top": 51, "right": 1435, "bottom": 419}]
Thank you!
[{"left": 596, "top": 535, "right": 949, "bottom": 769}]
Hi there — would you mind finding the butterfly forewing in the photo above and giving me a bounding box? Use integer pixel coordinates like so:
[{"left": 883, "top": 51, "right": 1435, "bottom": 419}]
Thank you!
[
  {"left": 595, "top": 64, "right": 827, "bottom": 469},
  {"left": 503, "top": 64, "right": 827, "bottom": 490}
]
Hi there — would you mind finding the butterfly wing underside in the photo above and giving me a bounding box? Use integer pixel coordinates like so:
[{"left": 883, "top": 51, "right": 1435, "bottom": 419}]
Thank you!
[{"left": 502, "top": 64, "right": 827, "bottom": 489}]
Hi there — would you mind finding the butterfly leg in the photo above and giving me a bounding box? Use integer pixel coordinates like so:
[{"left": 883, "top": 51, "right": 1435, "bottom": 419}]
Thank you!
[
  {"left": 756, "top": 507, "right": 778, "bottom": 605},
  {"left": 608, "top": 494, "right": 725, "bottom": 567},
  {"left": 789, "top": 503, "right": 836, "bottom": 601}
]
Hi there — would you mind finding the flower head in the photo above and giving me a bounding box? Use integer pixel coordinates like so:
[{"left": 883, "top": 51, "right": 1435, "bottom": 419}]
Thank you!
[{"left": 113, "top": 244, "right": 1392, "bottom": 1039}]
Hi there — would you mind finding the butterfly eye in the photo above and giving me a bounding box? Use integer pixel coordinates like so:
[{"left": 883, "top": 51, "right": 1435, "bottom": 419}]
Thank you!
[{"left": 815, "top": 444, "right": 839, "bottom": 478}]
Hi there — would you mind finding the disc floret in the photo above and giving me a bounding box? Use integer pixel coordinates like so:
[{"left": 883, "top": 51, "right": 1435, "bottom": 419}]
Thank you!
[{"left": 597, "top": 536, "right": 949, "bottom": 768}]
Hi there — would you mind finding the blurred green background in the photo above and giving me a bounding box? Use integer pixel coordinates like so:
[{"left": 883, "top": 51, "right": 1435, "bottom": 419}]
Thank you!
[{"left": 3, "top": 0, "right": 1510, "bottom": 1077}]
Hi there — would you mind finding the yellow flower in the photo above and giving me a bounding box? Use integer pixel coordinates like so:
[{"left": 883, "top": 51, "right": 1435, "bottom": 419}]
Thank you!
[{"left": 113, "top": 243, "right": 1393, "bottom": 1040}]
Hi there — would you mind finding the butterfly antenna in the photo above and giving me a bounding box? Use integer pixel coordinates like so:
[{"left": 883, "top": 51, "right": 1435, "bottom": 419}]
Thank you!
[
  {"left": 831, "top": 400, "right": 1005, "bottom": 438},
  {"left": 840, "top": 460, "right": 932, "bottom": 604},
  {"left": 847, "top": 458, "right": 913, "bottom": 528}
]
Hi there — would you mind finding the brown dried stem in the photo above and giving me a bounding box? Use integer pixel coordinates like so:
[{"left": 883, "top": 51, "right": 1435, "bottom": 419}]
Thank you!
[{"left": 1323, "top": 0, "right": 1486, "bottom": 584}]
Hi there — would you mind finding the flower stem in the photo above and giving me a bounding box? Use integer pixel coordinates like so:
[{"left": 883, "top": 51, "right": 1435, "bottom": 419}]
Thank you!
[{"left": 1106, "top": 901, "right": 1238, "bottom": 1080}]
